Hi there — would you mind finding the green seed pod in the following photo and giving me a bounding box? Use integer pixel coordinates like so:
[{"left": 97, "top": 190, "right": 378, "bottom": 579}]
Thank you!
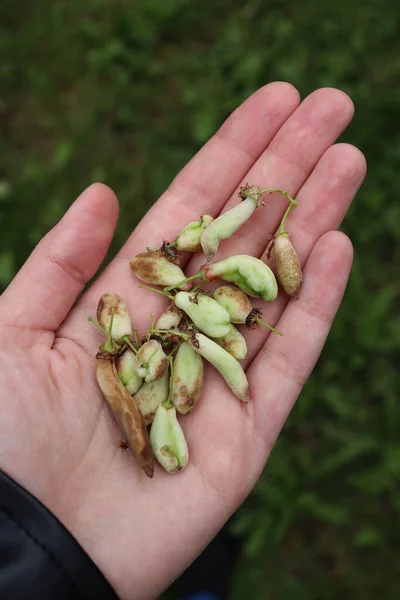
[
  {"left": 213, "top": 285, "right": 253, "bottom": 324},
  {"left": 150, "top": 404, "right": 189, "bottom": 473},
  {"left": 200, "top": 187, "right": 263, "bottom": 261},
  {"left": 174, "top": 292, "right": 231, "bottom": 338},
  {"left": 202, "top": 255, "right": 278, "bottom": 303},
  {"left": 212, "top": 324, "right": 247, "bottom": 360},
  {"left": 116, "top": 348, "right": 143, "bottom": 395},
  {"left": 155, "top": 305, "right": 184, "bottom": 330},
  {"left": 171, "top": 343, "right": 204, "bottom": 414},
  {"left": 134, "top": 339, "right": 168, "bottom": 382},
  {"left": 130, "top": 251, "right": 192, "bottom": 290},
  {"left": 271, "top": 233, "right": 302, "bottom": 298},
  {"left": 187, "top": 333, "right": 249, "bottom": 402},
  {"left": 175, "top": 215, "right": 214, "bottom": 252},
  {"left": 97, "top": 292, "right": 133, "bottom": 341},
  {"left": 134, "top": 368, "right": 169, "bottom": 425}
]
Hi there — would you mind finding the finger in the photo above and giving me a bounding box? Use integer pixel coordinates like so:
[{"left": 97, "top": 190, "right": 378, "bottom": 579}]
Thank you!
[
  {"left": 248, "top": 231, "right": 353, "bottom": 461},
  {"left": 186, "top": 87, "right": 355, "bottom": 276},
  {"left": 240, "top": 142, "right": 366, "bottom": 365},
  {"left": 0, "top": 183, "right": 119, "bottom": 346},
  {"left": 115, "top": 82, "right": 300, "bottom": 262}
]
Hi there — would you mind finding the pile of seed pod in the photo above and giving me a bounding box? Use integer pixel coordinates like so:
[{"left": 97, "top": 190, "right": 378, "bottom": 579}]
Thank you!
[{"left": 89, "top": 185, "right": 302, "bottom": 478}]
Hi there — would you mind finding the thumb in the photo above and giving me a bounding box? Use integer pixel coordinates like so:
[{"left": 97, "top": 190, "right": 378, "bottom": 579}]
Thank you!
[{"left": 0, "top": 183, "right": 119, "bottom": 346}]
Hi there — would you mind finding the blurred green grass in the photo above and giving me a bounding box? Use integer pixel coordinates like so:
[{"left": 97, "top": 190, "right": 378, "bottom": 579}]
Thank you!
[{"left": 1, "top": 1, "right": 400, "bottom": 598}]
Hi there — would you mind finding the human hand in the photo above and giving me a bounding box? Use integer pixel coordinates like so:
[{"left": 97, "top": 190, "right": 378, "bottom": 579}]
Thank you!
[{"left": 0, "top": 82, "right": 366, "bottom": 600}]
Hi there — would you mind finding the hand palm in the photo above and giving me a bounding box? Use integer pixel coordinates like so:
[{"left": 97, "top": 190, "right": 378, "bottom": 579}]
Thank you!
[{"left": 0, "top": 83, "right": 366, "bottom": 600}]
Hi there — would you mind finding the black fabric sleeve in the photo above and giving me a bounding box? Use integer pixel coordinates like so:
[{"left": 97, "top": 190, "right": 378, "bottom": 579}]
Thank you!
[{"left": 0, "top": 469, "right": 119, "bottom": 600}]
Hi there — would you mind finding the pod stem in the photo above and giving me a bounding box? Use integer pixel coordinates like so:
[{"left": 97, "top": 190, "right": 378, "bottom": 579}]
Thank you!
[
  {"left": 146, "top": 241, "right": 178, "bottom": 253},
  {"left": 163, "top": 355, "right": 175, "bottom": 409},
  {"left": 169, "top": 344, "right": 180, "bottom": 357},
  {"left": 149, "top": 329, "right": 189, "bottom": 341},
  {"left": 259, "top": 188, "right": 298, "bottom": 234},
  {"left": 164, "top": 272, "right": 205, "bottom": 292},
  {"left": 88, "top": 317, "right": 108, "bottom": 337},
  {"left": 138, "top": 285, "right": 173, "bottom": 300},
  {"left": 257, "top": 319, "right": 284, "bottom": 336},
  {"left": 121, "top": 335, "right": 141, "bottom": 357},
  {"left": 190, "top": 282, "right": 207, "bottom": 293},
  {"left": 133, "top": 329, "right": 139, "bottom": 350},
  {"left": 89, "top": 308, "right": 117, "bottom": 352}
]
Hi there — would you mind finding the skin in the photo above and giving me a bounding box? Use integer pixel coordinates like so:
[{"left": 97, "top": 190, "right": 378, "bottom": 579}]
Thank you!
[{"left": 0, "top": 83, "right": 366, "bottom": 600}]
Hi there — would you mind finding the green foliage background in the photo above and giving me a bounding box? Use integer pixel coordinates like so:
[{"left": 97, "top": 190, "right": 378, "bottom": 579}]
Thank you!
[{"left": 1, "top": 1, "right": 400, "bottom": 598}]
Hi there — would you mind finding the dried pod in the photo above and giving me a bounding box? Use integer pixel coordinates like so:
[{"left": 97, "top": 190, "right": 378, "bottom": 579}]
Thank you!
[
  {"left": 134, "top": 339, "right": 168, "bottom": 382},
  {"left": 171, "top": 343, "right": 204, "bottom": 414},
  {"left": 159, "top": 240, "right": 179, "bottom": 264},
  {"left": 95, "top": 358, "right": 154, "bottom": 478},
  {"left": 202, "top": 255, "right": 278, "bottom": 303},
  {"left": 174, "top": 292, "right": 231, "bottom": 338},
  {"left": 116, "top": 349, "right": 143, "bottom": 395},
  {"left": 212, "top": 324, "right": 247, "bottom": 360},
  {"left": 97, "top": 292, "right": 132, "bottom": 340},
  {"left": 200, "top": 187, "right": 263, "bottom": 261},
  {"left": 155, "top": 305, "right": 184, "bottom": 330},
  {"left": 134, "top": 368, "right": 169, "bottom": 425},
  {"left": 213, "top": 285, "right": 253, "bottom": 324},
  {"left": 270, "top": 233, "right": 302, "bottom": 298},
  {"left": 175, "top": 215, "right": 214, "bottom": 252},
  {"left": 187, "top": 333, "right": 249, "bottom": 402},
  {"left": 130, "top": 252, "right": 192, "bottom": 290},
  {"left": 150, "top": 404, "right": 189, "bottom": 473}
]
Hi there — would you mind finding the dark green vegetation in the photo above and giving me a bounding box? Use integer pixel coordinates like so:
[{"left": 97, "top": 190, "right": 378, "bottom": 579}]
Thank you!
[{"left": 1, "top": 1, "right": 400, "bottom": 598}]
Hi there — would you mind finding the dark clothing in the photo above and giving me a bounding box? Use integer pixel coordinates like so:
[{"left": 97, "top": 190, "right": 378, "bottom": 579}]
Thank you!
[{"left": 0, "top": 469, "right": 118, "bottom": 600}]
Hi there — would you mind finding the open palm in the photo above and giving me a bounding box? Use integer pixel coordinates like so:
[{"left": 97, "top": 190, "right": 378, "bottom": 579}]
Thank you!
[{"left": 0, "top": 83, "right": 366, "bottom": 600}]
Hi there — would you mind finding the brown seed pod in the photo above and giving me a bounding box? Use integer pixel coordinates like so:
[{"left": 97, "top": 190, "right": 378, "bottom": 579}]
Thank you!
[
  {"left": 97, "top": 292, "right": 133, "bottom": 341},
  {"left": 130, "top": 251, "right": 192, "bottom": 290},
  {"left": 155, "top": 305, "right": 184, "bottom": 330},
  {"left": 270, "top": 233, "right": 302, "bottom": 298},
  {"left": 95, "top": 358, "right": 154, "bottom": 478}
]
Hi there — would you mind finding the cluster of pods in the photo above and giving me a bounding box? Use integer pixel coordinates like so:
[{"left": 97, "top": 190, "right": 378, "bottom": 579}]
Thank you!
[{"left": 90, "top": 184, "right": 302, "bottom": 478}]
